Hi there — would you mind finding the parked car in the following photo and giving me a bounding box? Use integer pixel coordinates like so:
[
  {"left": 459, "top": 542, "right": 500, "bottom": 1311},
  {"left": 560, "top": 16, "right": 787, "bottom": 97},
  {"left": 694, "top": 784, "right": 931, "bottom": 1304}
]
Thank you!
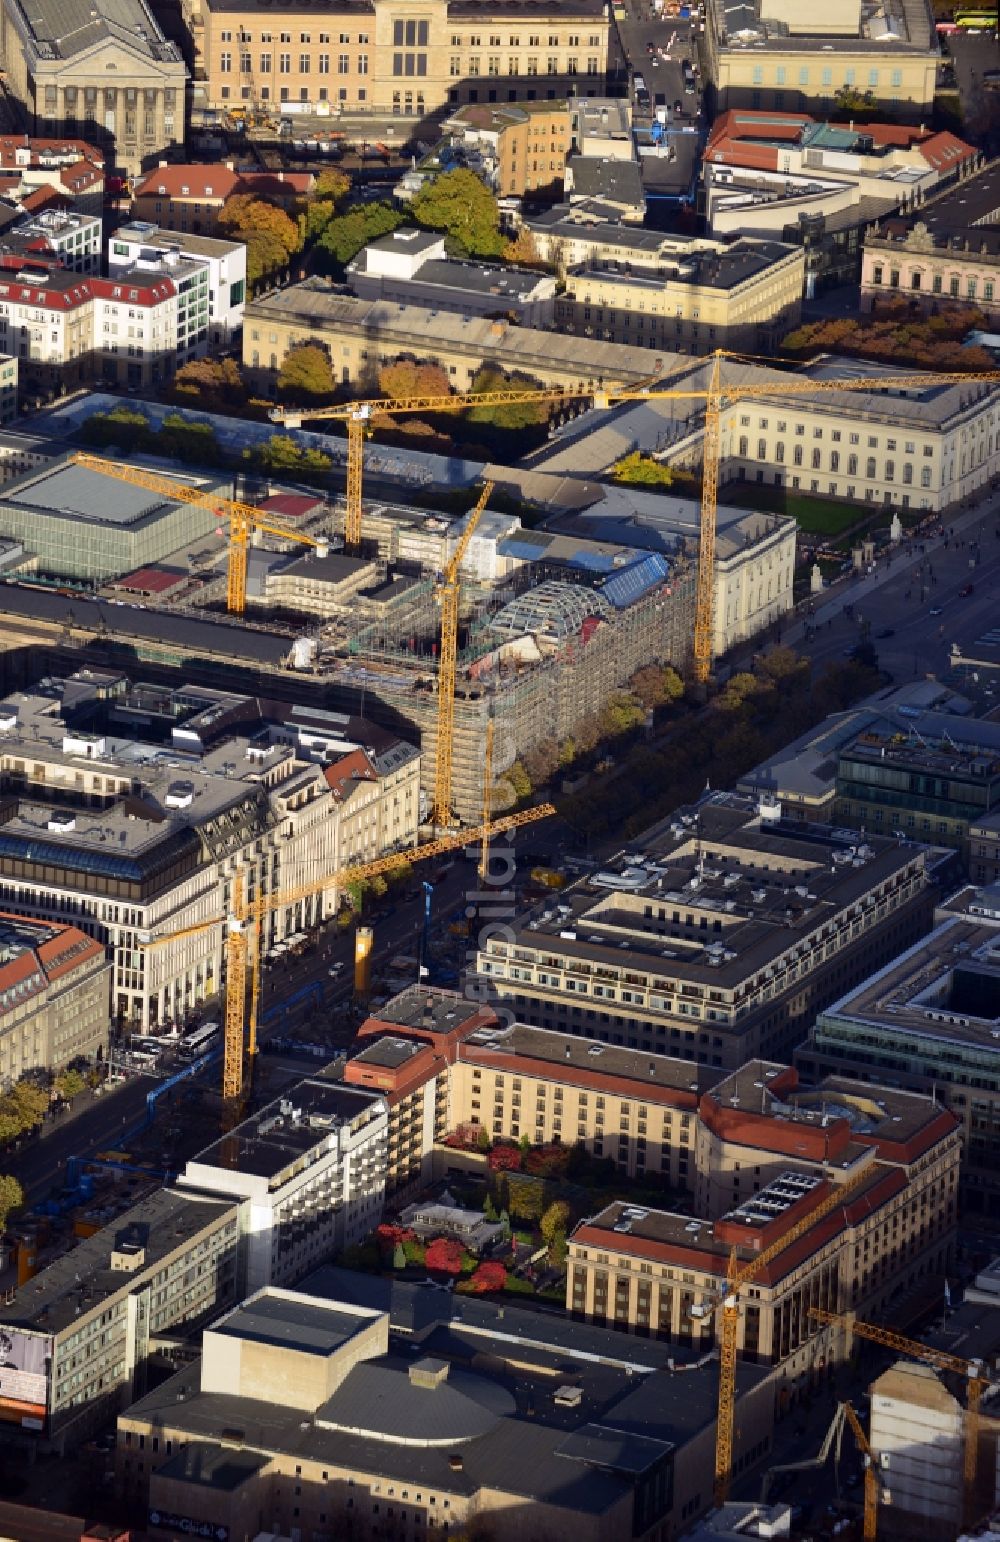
[{"left": 959, "top": 584, "right": 975, "bottom": 596}]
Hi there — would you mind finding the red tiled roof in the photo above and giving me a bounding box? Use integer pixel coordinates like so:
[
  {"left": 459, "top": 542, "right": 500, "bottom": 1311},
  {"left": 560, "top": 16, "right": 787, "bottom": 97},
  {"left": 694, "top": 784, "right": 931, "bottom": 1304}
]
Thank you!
[
  {"left": 259, "top": 492, "right": 324, "bottom": 519},
  {"left": 114, "top": 566, "right": 186, "bottom": 594},
  {"left": 20, "top": 186, "right": 70, "bottom": 215},
  {"left": 0, "top": 135, "right": 104, "bottom": 169},
  {"left": 0, "top": 270, "right": 176, "bottom": 311},
  {"left": 132, "top": 164, "right": 314, "bottom": 202},
  {"left": 326, "top": 748, "right": 378, "bottom": 801},
  {"left": 59, "top": 158, "right": 103, "bottom": 192},
  {"left": 917, "top": 131, "right": 977, "bottom": 170}
]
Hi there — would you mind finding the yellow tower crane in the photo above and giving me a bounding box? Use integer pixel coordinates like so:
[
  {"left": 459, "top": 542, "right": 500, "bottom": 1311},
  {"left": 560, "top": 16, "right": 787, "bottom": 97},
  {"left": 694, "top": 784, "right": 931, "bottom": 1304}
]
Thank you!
[
  {"left": 842, "top": 1401, "right": 882, "bottom": 1542},
  {"left": 71, "top": 451, "right": 329, "bottom": 614},
  {"left": 271, "top": 359, "right": 1000, "bottom": 687},
  {"left": 709, "top": 1159, "right": 871, "bottom": 1507},
  {"left": 271, "top": 391, "right": 573, "bottom": 552},
  {"left": 809, "top": 1306, "right": 990, "bottom": 1494},
  {"left": 433, "top": 479, "right": 493, "bottom": 828},
  {"left": 142, "top": 802, "right": 554, "bottom": 1119}
]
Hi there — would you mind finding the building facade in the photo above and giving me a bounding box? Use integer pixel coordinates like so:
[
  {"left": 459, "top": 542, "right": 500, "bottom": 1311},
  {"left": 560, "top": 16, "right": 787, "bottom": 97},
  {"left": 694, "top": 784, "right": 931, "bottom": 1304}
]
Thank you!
[
  {"left": 835, "top": 714, "right": 1000, "bottom": 855},
  {"left": 475, "top": 795, "right": 932, "bottom": 1067},
  {"left": 243, "top": 280, "right": 675, "bottom": 395},
  {"left": 553, "top": 239, "right": 804, "bottom": 356},
  {"left": 703, "top": 0, "right": 938, "bottom": 120},
  {"left": 192, "top": 0, "right": 609, "bottom": 119},
  {"left": 860, "top": 162, "right": 1000, "bottom": 321},
  {"left": 108, "top": 221, "right": 247, "bottom": 350},
  {"left": 0, "top": 0, "right": 186, "bottom": 176},
  {"left": 441, "top": 99, "right": 572, "bottom": 198},
  {"left": 0, "top": 911, "right": 110, "bottom": 1086},
  {"left": 129, "top": 162, "right": 313, "bottom": 235},
  {"left": 179, "top": 1081, "right": 388, "bottom": 1293},
  {"left": 568, "top": 1064, "right": 959, "bottom": 1372},
  {"left": 0, "top": 1188, "right": 241, "bottom": 1450},
  {"left": 118, "top": 1279, "right": 771, "bottom": 1542},
  {"left": 0, "top": 689, "right": 342, "bottom": 1030},
  {"left": 797, "top": 884, "right": 1000, "bottom": 1217}
]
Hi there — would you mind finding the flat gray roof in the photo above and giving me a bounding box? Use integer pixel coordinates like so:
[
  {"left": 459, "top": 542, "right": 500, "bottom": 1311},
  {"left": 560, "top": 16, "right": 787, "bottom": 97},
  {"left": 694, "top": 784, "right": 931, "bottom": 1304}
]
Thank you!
[
  {"left": 6, "top": 461, "right": 180, "bottom": 527},
  {"left": 0, "top": 1190, "right": 236, "bottom": 1336},
  {"left": 215, "top": 1293, "right": 375, "bottom": 1356},
  {"left": 186, "top": 1080, "right": 384, "bottom": 1183}
]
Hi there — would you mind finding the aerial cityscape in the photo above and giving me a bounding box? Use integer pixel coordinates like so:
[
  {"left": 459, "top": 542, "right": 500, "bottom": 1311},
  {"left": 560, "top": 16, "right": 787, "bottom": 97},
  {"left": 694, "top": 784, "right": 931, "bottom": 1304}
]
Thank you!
[{"left": 0, "top": 0, "right": 997, "bottom": 1539}]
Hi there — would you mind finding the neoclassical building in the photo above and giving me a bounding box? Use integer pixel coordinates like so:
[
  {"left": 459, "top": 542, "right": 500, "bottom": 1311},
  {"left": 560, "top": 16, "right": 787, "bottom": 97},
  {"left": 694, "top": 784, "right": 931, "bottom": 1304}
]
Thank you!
[{"left": 0, "top": 0, "right": 187, "bottom": 174}]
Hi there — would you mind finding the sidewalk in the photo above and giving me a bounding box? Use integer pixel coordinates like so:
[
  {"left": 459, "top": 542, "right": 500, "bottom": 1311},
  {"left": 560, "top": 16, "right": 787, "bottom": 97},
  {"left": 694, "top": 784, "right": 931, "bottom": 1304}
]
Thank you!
[{"left": 783, "top": 495, "right": 996, "bottom": 648}]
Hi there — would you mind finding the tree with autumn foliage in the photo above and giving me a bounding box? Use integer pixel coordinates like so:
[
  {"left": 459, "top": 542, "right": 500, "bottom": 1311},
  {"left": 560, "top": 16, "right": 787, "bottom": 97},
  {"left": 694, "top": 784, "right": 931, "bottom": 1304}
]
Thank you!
[
  {"left": 170, "top": 357, "right": 247, "bottom": 412},
  {"left": 425, "top": 1237, "right": 464, "bottom": 1275},
  {"left": 277, "top": 343, "right": 335, "bottom": 402},
  {"left": 218, "top": 194, "right": 301, "bottom": 287},
  {"left": 464, "top": 1261, "right": 506, "bottom": 1293},
  {"left": 378, "top": 358, "right": 453, "bottom": 404},
  {"left": 487, "top": 1143, "right": 523, "bottom": 1172},
  {"left": 502, "top": 227, "right": 546, "bottom": 268}
]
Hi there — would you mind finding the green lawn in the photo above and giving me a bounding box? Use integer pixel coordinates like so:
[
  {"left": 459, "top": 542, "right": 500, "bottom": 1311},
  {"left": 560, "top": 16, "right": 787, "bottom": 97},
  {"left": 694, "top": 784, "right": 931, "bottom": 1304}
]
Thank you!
[{"left": 720, "top": 480, "right": 867, "bottom": 538}]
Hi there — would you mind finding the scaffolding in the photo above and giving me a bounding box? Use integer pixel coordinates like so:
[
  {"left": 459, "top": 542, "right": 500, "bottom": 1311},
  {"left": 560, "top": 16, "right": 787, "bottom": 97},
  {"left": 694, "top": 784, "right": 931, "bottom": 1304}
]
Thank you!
[{"left": 364, "top": 556, "right": 696, "bottom": 822}]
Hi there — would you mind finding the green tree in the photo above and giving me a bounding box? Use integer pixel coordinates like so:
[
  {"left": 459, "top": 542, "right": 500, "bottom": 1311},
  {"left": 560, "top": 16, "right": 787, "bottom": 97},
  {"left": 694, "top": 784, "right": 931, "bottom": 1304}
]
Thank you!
[
  {"left": 599, "top": 692, "right": 645, "bottom": 737},
  {"left": 466, "top": 365, "right": 549, "bottom": 430},
  {"left": 54, "top": 1068, "right": 86, "bottom": 1100},
  {"left": 9, "top": 1080, "right": 48, "bottom": 1125},
  {"left": 159, "top": 413, "right": 222, "bottom": 467},
  {"left": 507, "top": 761, "right": 532, "bottom": 801},
  {"left": 80, "top": 405, "right": 154, "bottom": 453},
  {"left": 277, "top": 343, "right": 335, "bottom": 402},
  {"left": 0, "top": 1175, "right": 23, "bottom": 1230},
  {"left": 392, "top": 1241, "right": 406, "bottom": 1270},
  {"left": 540, "top": 1200, "right": 570, "bottom": 1248},
  {"left": 317, "top": 202, "right": 404, "bottom": 270},
  {"left": 508, "top": 1174, "right": 546, "bottom": 1222},
  {"left": 612, "top": 451, "right": 675, "bottom": 487},
  {"left": 0, "top": 1112, "right": 20, "bottom": 1147},
  {"left": 254, "top": 435, "right": 308, "bottom": 474},
  {"left": 411, "top": 168, "right": 504, "bottom": 258}
]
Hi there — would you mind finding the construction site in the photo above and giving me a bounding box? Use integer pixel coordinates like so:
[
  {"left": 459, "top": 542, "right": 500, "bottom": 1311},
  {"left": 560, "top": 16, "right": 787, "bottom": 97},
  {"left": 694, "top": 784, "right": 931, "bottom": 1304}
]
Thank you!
[{"left": 0, "top": 451, "right": 698, "bottom": 822}]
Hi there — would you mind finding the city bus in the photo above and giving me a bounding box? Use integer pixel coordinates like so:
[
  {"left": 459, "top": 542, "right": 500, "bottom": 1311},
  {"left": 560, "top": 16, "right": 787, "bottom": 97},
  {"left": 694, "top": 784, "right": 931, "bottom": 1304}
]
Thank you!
[
  {"left": 179, "top": 1021, "right": 220, "bottom": 1059},
  {"left": 954, "top": 9, "right": 999, "bottom": 29}
]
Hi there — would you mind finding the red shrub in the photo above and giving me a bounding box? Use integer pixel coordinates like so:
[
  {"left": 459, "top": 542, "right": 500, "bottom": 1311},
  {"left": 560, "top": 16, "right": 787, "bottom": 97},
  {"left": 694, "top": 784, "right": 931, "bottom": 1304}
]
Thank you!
[
  {"left": 376, "top": 1223, "right": 415, "bottom": 1246},
  {"left": 487, "top": 1144, "right": 522, "bottom": 1172},
  {"left": 468, "top": 1261, "right": 506, "bottom": 1293},
  {"left": 425, "top": 1237, "right": 464, "bottom": 1275}
]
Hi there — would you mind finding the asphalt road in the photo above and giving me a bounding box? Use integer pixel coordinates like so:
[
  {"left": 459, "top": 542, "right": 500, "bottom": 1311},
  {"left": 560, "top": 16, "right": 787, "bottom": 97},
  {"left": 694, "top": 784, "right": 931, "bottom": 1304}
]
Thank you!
[
  {"left": 7, "top": 821, "right": 565, "bottom": 1208},
  {"left": 794, "top": 507, "right": 1000, "bottom": 694},
  {"left": 613, "top": 0, "right": 702, "bottom": 126}
]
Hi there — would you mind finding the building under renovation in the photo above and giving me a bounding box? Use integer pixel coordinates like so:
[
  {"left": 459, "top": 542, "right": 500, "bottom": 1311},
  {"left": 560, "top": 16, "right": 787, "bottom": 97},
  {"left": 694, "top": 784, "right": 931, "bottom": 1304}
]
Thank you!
[{"left": 271, "top": 496, "right": 699, "bottom": 820}]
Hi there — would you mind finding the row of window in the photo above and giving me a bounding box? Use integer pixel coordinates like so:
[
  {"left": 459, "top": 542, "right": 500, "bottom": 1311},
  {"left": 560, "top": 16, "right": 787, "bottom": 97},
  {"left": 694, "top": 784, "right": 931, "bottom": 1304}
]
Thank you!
[
  {"left": 219, "top": 27, "right": 369, "bottom": 43},
  {"left": 748, "top": 63, "right": 904, "bottom": 88},
  {"left": 735, "top": 437, "right": 935, "bottom": 484},
  {"left": 219, "top": 51, "right": 369, "bottom": 73},
  {"left": 870, "top": 265, "right": 996, "bottom": 301}
]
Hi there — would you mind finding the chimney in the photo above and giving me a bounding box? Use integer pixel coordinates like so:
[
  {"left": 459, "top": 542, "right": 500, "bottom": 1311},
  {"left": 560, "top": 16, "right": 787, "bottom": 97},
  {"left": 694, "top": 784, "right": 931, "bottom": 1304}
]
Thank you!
[{"left": 225, "top": 159, "right": 235, "bottom": 171}]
